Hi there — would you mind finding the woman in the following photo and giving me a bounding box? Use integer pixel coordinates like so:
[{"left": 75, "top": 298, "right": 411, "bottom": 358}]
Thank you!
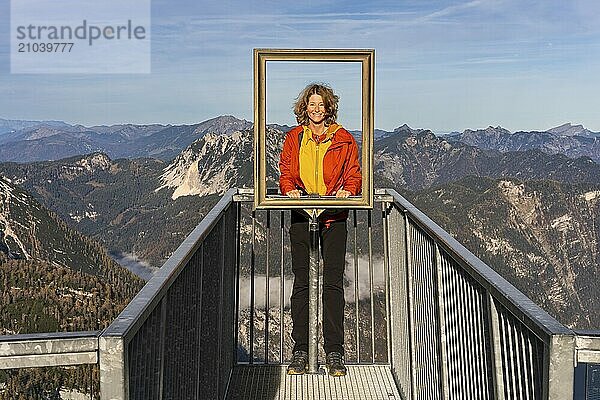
[{"left": 279, "top": 83, "right": 362, "bottom": 376}]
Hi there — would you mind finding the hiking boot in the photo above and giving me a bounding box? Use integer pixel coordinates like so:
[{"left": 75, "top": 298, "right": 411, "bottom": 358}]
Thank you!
[
  {"left": 326, "top": 352, "right": 347, "bottom": 377},
  {"left": 287, "top": 350, "right": 308, "bottom": 375}
]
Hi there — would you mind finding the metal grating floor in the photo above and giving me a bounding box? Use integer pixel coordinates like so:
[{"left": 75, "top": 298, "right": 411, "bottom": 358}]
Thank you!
[{"left": 225, "top": 365, "right": 402, "bottom": 400}]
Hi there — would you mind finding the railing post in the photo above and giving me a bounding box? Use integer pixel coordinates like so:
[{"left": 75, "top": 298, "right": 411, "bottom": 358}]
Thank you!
[
  {"left": 368, "top": 210, "right": 375, "bottom": 363},
  {"left": 434, "top": 243, "right": 449, "bottom": 400},
  {"left": 387, "top": 203, "right": 412, "bottom": 400},
  {"left": 547, "top": 334, "right": 575, "bottom": 399},
  {"left": 218, "top": 221, "right": 226, "bottom": 396},
  {"left": 265, "top": 210, "right": 271, "bottom": 363},
  {"left": 382, "top": 201, "right": 392, "bottom": 365},
  {"left": 405, "top": 213, "right": 418, "bottom": 399},
  {"left": 307, "top": 210, "right": 321, "bottom": 374},
  {"left": 279, "top": 210, "right": 285, "bottom": 364},
  {"left": 195, "top": 244, "right": 205, "bottom": 400},
  {"left": 250, "top": 210, "right": 256, "bottom": 363},
  {"left": 353, "top": 209, "right": 360, "bottom": 363},
  {"left": 99, "top": 336, "right": 127, "bottom": 400},
  {"left": 234, "top": 201, "right": 241, "bottom": 364},
  {"left": 158, "top": 296, "right": 167, "bottom": 400},
  {"left": 488, "top": 294, "right": 506, "bottom": 400}
]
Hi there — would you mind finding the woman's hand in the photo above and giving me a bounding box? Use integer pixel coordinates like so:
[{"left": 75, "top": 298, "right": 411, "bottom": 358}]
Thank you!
[
  {"left": 335, "top": 189, "right": 352, "bottom": 198},
  {"left": 287, "top": 190, "right": 302, "bottom": 198}
]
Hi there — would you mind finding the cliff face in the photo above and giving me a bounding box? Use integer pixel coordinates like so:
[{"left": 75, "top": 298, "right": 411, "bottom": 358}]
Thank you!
[{"left": 156, "top": 126, "right": 284, "bottom": 199}]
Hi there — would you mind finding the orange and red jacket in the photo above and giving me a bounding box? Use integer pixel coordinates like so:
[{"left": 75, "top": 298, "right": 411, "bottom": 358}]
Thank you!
[{"left": 279, "top": 125, "right": 362, "bottom": 201}]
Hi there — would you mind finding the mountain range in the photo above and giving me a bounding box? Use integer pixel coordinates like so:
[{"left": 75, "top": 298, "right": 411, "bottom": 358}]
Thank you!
[
  {"left": 1, "top": 116, "right": 598, "bottom": 164},
  {"left": 450, "top": 123, "right": 600, "bottom": 162},
  {"left": 0, "top": 115, "right": 253, "bottom": 162},
  {"left": 1, "top": 115, "right": 599, "bottom": 331},
  {"left": 0, "top": 175, "right": 144, "bottom": 396},
  {"left": 375, "top": 124, "right": 600, "bottom": 190}
]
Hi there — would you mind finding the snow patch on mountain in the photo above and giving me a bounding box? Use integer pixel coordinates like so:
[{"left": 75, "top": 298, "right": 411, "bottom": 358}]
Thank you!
[
  {"left": 550, "top": 214, "right": 573, "bottom": 232},
  {"left": 0, "top": 178, "right": 31, "bottom": 258},
  {"left": 582, "top": 190, "right": 600, "bottom": 202}
]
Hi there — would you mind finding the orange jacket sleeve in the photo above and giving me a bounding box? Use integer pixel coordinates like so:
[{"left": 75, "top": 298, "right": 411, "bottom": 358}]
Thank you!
[
  {"left": 342, "top": 137, "right": 362, "bottom": 195},
  {"left": 279, "top": 132, "right": 296, "bottom": 195}
]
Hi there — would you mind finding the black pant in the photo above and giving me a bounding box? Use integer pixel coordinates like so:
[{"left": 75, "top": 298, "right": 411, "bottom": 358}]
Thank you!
[{"left": 289, "top": 210, "right": 347, "bottom": 355}]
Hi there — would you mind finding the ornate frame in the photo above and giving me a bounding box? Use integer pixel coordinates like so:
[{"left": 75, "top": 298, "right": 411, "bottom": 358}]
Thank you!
[{"left": 253, "top": 48, "right": 374, "bottom": 209}]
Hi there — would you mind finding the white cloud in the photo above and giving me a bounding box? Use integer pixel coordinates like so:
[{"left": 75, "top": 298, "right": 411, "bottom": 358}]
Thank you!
[{"left": 238, "top": 256, "right": 386, "bottom": 310}]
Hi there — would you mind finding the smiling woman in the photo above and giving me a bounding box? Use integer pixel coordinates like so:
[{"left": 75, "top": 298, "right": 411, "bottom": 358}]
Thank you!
[
  {"left": 294, "top": 84, "right": 339, "bottom": 130},
  {"left": 280, "top": 83, "right": 361, "bottom": 200}
]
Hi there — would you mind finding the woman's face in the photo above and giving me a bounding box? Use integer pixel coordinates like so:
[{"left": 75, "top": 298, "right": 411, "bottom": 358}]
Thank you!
[{"left": 306, "top": 94, "right": 326, "bottom": 125}]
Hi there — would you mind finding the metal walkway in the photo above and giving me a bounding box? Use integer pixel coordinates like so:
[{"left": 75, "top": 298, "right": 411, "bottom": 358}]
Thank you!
[{"left": 226, "top": 365, "right": 401, "bottom": 400}]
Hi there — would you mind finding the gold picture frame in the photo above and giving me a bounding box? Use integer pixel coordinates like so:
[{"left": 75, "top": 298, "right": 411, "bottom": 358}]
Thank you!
[{"left": 253, "top": 48, "right": 374, "bottom": 210}]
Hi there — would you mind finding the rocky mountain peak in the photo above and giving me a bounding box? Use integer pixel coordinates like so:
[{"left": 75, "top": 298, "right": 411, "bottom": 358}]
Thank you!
[
  {"left": 191, "top": 115, "right": 253, "bottom": 137},
  {"left": 157, "top": 129, "right": 251, "bottom": 199},
  {"left": 547, "top": 123, "right": 594, "bottom": 137},
  {"left": 486, "top": 125, "right": 510, "bottom": 134},
  {"left": 56, "top": 153, "right": 112, "bottom": 181},
  {"left": 463, "top": 126, "right": 511, "bottom": 137},
  {"left": 393, "top": 124, "right": 414, "bottom": 134},
  {"left": 156, "top": 126, "right": 284, "bottom": 200},
  {"left": 74, "top": 153, "right": 112, "bottom": 171}
]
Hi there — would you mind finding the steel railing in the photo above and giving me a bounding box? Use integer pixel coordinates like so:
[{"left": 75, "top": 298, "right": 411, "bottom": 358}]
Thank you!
[
  {"left": 232, "top": 190, "right": 393, "bottom": 366},
  {"left": 1, "top": 188, "right": 599, "bottom": 400},
  {"left": 385, "top": 190, "right": 576, "bottom": 400},
  {"left": 0, "top": 330, "right": 101, "bottom": 398},
  {"left": 99, "top": 188, "right": 238, "bottom": 400},
  {"left": 233, "top": 188, "right": 599, "bottom": 399}
]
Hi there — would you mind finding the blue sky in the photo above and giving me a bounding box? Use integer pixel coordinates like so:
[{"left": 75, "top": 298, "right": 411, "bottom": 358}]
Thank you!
[{"left": 1, "top": 0, "right": 599, "bottom": 132}]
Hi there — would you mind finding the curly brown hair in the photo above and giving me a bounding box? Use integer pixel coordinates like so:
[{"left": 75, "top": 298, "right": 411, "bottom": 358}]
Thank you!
[{"left": 293, "top": 83, "right": 339, "bottom": 126}]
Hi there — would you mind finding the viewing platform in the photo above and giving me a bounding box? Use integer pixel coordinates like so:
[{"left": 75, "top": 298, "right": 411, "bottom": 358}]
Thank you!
[{"left": 1, "top": 188, "right": 599, "bottom": 399}]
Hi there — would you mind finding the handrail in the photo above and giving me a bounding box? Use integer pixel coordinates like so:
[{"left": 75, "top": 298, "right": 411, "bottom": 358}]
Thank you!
[
  {"left": 0, "top": 331, "right": 100, "bottom": 369},
  {"left": 0, "top": 330, "right": 101, "bottom": 343},
  {"left": 386, "top": 189, "right": 573, "bottom": 339},
  {"left": 101, "top": 188, "right": 237, "bottom": 342},
  {"left": 384, "top": 187, "right": 576, "bottom": 399},
  {"left": 99, "top": 188, "right": 238, "bottom": 400},
  {"left": 575, "top": 333, "right": 600, "bottom": 364}
]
